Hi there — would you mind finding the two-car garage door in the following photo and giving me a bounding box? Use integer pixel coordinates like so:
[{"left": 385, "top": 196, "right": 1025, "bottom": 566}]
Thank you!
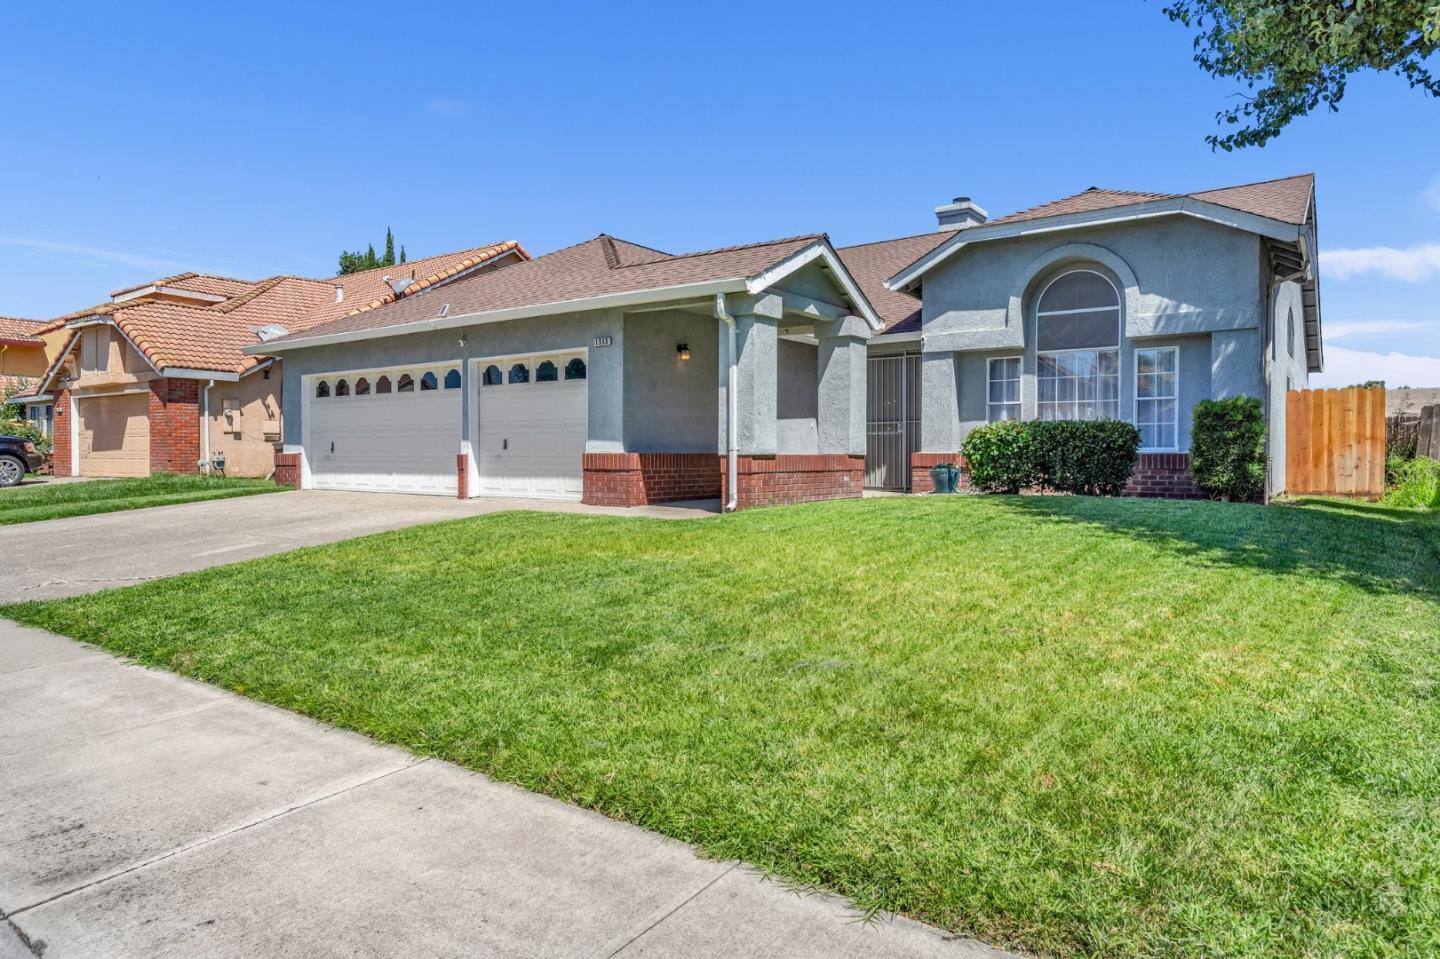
[{"left": 306, "top": 354, "right": 587, "bottom": 499}]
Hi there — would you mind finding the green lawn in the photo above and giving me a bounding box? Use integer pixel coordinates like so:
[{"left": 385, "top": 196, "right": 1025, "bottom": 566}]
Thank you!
[
  {"left": 6, "top": 496, "right": 1438, "bottom": 957},
  {"left": 0, "top": 473, "right": 284, "bottom": 524}
]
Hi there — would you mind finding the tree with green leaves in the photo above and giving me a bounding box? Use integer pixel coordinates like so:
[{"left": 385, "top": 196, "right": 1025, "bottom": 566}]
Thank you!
[
  {"left": 1164, "top": 0, "right": 1440, "bottom": 150},
  {"left": 383, "top": 227, "right": 396, "bottom": 268},
  {"left": 337, "top": 231, "right": 405, "bottom": 274}
]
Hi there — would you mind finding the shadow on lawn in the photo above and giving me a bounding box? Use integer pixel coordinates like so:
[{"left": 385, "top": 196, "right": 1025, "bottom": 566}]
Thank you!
[{"left": 994, "top": 494, "right": 1440, "bottom": 600}]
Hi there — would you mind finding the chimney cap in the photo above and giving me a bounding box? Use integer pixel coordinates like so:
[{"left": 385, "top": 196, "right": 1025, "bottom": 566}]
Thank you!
[{"left": 934, "top": 196, "right": 989, "bottom": 232}]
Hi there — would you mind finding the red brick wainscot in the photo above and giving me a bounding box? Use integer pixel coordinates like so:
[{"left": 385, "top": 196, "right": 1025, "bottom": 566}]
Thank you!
[
  {"left": 273, "top": 450, "right": 302, "bottom": 488},
  {"left": 148, "top": 377, "right": 202, "bottom": 473},
  {"left": 910, "top": 452, "right": 969, "bottom": 493},
  {"left": 582, "top": 452, "right": 863, "bottom": 510},
  {"left": 1123, "top": 452, "right": 1201, "bottom": 499},
  {"left": 51, "top": 388, "right": 73, "bottom": 477}
]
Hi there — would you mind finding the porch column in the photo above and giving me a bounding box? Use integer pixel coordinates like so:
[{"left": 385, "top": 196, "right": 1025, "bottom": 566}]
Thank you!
[
  {"left": 814, "top": 315, "right": 868, "bottom": 455},
  {"left": 721, "top": 293, "right": 782, "bottom": 456},
  {"left": 585, "top": 307, "right": 626, "bottom": 453},
  {"left": 919, "top": 350, "right": 960, "bottom": 452}
]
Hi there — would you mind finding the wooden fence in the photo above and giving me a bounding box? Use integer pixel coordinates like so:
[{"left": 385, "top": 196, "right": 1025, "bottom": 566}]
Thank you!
[
  {"left": 1420, "top": 405, "right": 1440, "bottom": 460},
  {"left": 1286, "top": 387, "right": 1386, "bottom": 497}
]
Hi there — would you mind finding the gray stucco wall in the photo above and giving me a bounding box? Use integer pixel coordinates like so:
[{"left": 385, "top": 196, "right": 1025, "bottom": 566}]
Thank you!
[
  {"left": 916, "top": 216, "right": 1270, "bottom": 453},
  {"left": 1266, "top": 280, "right": 1310, "bottom": 494},
  {"left": 777, "top": 338, "right": 819, "bottom": 454},
  {"left": 622, "top": 309, "right": 718, "bottom": 453}
]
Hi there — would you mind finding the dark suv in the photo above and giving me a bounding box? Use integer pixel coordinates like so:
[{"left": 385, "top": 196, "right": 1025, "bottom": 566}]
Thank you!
[{"left": 0, "top": 435, "right": 45, "bottom": 487}]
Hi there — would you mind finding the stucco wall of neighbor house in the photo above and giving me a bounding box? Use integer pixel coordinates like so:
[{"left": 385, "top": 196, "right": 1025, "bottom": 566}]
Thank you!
[
  {"left": 1265, "top": 279, "right": 1310, "bottom": 495},
  {"left": 207, "top": 367, "right": 282, "bottom": 478},
  {"left": 777, "top": 337, "right": 819, "bottom": 454},
  {"left": 918, "top": 217, "right": 1269, "bottom": 452},
  {"left": 621, "top": 309, "right": 718, "bottom": 453}
]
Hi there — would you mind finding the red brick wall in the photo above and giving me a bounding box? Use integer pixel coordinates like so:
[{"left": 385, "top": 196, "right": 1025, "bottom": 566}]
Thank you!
[
  {"left": 148, "top": 378, "right": 201, "bottom": 474},
  {"left": 51, "top": 388, "right": 72, "bottom": 477},
  {"left": 1124, "top": 452, "right": 1201, "bottom": 499},
  {"left": 582, "top": 452, "right": 721, "bottom": 507},
  {"left": 910, "top": 452, "right": 968, "bottom": 493},
  {"left": 456, "top": 453, "right": 469, "bottom": 499},
  {"left": 722, "top": 454, "right": 864, "bottom": 509},
  {"left": 274, "top": 451, "right": 301, "bottom": 488}
]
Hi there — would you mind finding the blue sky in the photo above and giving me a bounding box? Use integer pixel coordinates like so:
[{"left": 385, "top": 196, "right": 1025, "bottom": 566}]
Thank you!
[{"left": 2, "top": 1, "right": 1437, "bottom": 386}]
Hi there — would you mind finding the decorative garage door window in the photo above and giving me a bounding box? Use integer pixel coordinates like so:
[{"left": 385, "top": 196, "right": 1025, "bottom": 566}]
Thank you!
[
  {"left": 481, "top": 354, "right": 587, "bottom": 387},
  {"left": 314, "top": 367, "right": 462, "bottom": 400}
]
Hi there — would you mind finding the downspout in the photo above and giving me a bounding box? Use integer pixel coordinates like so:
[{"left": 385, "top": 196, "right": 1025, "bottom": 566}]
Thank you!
[
  {"left": 715, "top": 293, "right": 739, "bottom": 512},
  {"left": 200, "top": 379, "right": 215, "bottom": 473}
]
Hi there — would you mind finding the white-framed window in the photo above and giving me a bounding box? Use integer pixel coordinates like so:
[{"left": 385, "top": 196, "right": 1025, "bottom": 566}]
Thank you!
[
  {"left": 1035, "top": 270, "right": 1121, "bottom": 421},
  {"left": 987, "top": 357, "right": 1021, "bottom": 421},
  {"left": 1135, "top": 347, "right": 1178, "bottom": 451}
]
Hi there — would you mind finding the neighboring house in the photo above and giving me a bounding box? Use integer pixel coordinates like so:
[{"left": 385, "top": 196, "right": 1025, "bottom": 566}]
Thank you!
[
  {"left": 0, "top": 316, "right": 71, "bottom": 436},
  {"left": 17, "top": 244, "right": 526, "bottom": 478},
  {"left": 249, "top": 234, "right": 882, "bottom": 508},
  {"left": 870, "top": 173, "right": 1321, "bottom": 498}
]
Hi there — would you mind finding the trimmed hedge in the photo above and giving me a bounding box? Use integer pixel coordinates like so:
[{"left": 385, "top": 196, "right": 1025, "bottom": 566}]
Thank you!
[
  {"left": 1190, "top": 397, "right": 1266, "bottom": 501},
  {"left": 962, "top": 419, "right": 1140, "bottom": 496}
]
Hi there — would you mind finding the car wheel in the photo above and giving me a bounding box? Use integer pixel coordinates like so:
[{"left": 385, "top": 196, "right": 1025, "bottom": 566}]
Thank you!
[{"left": 0, "top": 455, "right": 24, "bottom": 488}]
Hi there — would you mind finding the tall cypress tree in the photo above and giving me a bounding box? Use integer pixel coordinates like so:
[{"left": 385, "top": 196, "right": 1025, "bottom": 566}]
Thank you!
[
  {"left": 383, "top": 227, "right": 396, "bottom": 267},
  {"left": 365, "top": 244, "right": 378, "bottom": 270},
  {"left": 399, "top": 246, "right": 406, "bottom": 264}
]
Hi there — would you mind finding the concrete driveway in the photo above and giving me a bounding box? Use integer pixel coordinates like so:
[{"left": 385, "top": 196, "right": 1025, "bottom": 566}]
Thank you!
[
  {"left": 0, "top": 622, "right": 1010, "bottom": 959},
  {"left": 0, "top": 489, "right": 715, "bottom": 602}
]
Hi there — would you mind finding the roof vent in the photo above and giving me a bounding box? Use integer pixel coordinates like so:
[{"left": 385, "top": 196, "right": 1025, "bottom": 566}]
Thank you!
[
  {"left": 438, "top": 303, "right": 450, "bottom": 318},
  {"left": 390, "top": 278, "right": 411, "bottom": 295},
  {"left": 934, "top": 196, "right": 989, "bottom": 232},
  {"left": 254, "top": 323, "right": 290, "bottom": 342},
  {"left": 334, "top": 285, "right": 343, "bottom": 303}
]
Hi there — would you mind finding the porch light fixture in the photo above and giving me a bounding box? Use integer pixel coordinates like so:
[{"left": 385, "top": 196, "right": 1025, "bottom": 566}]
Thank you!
[{"left": 676, "top": 343, "right": 690, "bottom": 361}]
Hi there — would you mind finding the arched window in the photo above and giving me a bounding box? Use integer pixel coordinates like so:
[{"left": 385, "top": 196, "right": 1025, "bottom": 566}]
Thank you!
[
  {"left": 444, "top": 368, "right": 462, "bottom": 389},
  {"left": 397, "top": 373, "right": 415, "bottom": 393},
  {"left": 564, "top": 357, "right": 587, "bottom": 381},
  {"left": 315, "top": 380, "right": 330, "bottom": 398},
  {"left": 420, "top": 371, "right": 438, "bottom": 391},
  {"left": 334, "top": 379, "right": 350, "bottom": 397},
  {"left": 1035, "top": 270, "right": 1120, "bottom": 422},
  {"left": 354, "top": 377, "right": 370, "bottom": 396},
  {"left": 508, "top": 363, "right": 530, "bottom": 384},
  {"left": 536, "top": 360, "right": 558, "bottom": 382},
  {"left": 482, "top": 365, "right": 503, "bottom": 386},
  {"left": 376, "top": 375, "right": 392, "bottom": 394}
]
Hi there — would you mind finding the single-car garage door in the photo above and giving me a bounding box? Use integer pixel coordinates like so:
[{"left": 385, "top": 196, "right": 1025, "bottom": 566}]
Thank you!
[
  {"left": 475, "top": 354, "right": 587, "bottom": 499},
  {"left": 78, "top": 393, "right": 150, "bottom": 477},
  {"left": 308, "top": 365, "right": 461, "bottom": 495}
]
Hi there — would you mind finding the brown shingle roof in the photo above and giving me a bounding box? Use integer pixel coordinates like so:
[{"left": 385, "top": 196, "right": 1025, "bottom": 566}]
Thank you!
[
  {"left": 0, "top": 316, "right": 48, "bottom": 346},
  {"left": 275, "top": 233, "right": 827, "bottom": 344},
  {"left": 986, "top": 173, "right": 1314, "bottom": 228},
  {"left": 837, "top": 233, "right": 950, "bottom": 333}
]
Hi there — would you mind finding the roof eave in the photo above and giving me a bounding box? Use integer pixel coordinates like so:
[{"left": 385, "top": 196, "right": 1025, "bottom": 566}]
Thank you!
[{"left": 744, "top": 239, "right": 885, "bottom": 332}]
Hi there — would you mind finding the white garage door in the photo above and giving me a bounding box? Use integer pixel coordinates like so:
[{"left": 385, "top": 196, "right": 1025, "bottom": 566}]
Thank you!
[
  {"left": 475, "top": 354, "right": 587, "bottom": 500},
  {"left": 308, "top": 366, "right": 461, "bottom": 495}
]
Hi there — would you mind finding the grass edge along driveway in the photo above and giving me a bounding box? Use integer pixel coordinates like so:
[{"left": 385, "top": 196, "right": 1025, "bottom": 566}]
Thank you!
[
  {"left": 0, "top": 473, "right": 283, "bottom": 525},
  {"left": 7, "top": 496, "right": 1438, "bottom": 958}
]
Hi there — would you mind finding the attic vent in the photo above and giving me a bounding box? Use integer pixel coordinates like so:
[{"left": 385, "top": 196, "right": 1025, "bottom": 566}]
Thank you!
[{"left": 255, "top": 323, "right": 290, "bottom": 342}]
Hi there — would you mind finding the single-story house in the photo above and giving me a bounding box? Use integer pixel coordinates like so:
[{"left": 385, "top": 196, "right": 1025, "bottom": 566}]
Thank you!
[
  {"left": 251, "top": 234, "right": 883, "bottom": 508},
  {"left": 18, "top": 244, "right": 527, "bottom": 478}
]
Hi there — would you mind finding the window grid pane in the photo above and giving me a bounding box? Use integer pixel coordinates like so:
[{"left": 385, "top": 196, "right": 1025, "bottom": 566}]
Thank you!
[
  {"left": 987, "top": 357, "right": 1021, "bottom": 422},
  {"left": 1135, "top": 348, "right": 1178, "bottom": 450},
  {"left": 1036, "top": 350, "right": 1118, "bottom": 421}
]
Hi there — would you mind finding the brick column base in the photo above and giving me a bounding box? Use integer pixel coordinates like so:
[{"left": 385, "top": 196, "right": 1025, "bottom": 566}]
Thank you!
[
  {"left": 582, "top": 452, "right": 863, "bottom": 509},
  {"left": 148, "top": 377, "right": 201, "bottom": 474},
  {"left": 910, "top": 452, "right": 969, "bottom": 493},
  {"left": 274, "top": 451, "right": 301, "bottom": 488},
  {"left": 52, "top": 389, "right": 72, "bottom": 477},
  {"left": 1124, "top": 453, "right": 1201, "bottom": 499},
  {"left": 456, "top": 453, "right": 469, "bottom": 499},
  {"left": 723, "top": 454, "right": 865, "bottom": 509}
]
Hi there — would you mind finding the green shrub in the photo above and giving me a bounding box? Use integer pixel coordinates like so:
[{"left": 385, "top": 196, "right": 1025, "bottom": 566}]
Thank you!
[
  {"left": 1028, "top": 419, "right": 1141, "bottom": 496},
  {"left": 962, "top": 419, "right": 1140, "bottom": 496},
  {"left": 961, "top": 420, "right": 1038, "bottom": 493},
  {"left": 1191, "top": 397, "right": 1266, "bottom": 501},
  {"left": 0, "top": 418, "right": 50, "bottom": 455},
  {"left": 1384, "top": 457, "right": 1440, "bottom": 510}
]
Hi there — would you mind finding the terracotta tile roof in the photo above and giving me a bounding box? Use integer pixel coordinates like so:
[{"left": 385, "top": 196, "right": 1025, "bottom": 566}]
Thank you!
[
  {"left": 276, "top": 233, "right": 828, "bottom": 344},
  {"left": 837, "top": 233, "right": 950, "bottom": 333},
  {"left": 0, "top": 315, "right": 48, "bottom": 346},
  {"left": 986, "top": 173, "right": 1314, "bottom": 228},
  {"left": 109, "top": 272, "right": 259, "bottom": 299}
]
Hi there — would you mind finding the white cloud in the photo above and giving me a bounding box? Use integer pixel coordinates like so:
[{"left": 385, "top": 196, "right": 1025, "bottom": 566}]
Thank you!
[
  {"left": 0, "top": 234, "right": 191, "bottom": 274},
  {"left": 1324, "top": 319, "right": 1425, "bottom": 339},
  {"left": 1321, "top": 243, "right": 1440, "bottom": 282},
  {"left": 1310, "top": 345, "right": 1440, "bottom": 389}
]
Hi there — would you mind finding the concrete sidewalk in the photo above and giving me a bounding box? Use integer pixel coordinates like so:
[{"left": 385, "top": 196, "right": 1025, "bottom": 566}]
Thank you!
[
  {"left": 0, "top": 622, "right": 1011, "bottom": 959},
  {"left": 0, "top": 489, "right": 717, "bottom": 603}
]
